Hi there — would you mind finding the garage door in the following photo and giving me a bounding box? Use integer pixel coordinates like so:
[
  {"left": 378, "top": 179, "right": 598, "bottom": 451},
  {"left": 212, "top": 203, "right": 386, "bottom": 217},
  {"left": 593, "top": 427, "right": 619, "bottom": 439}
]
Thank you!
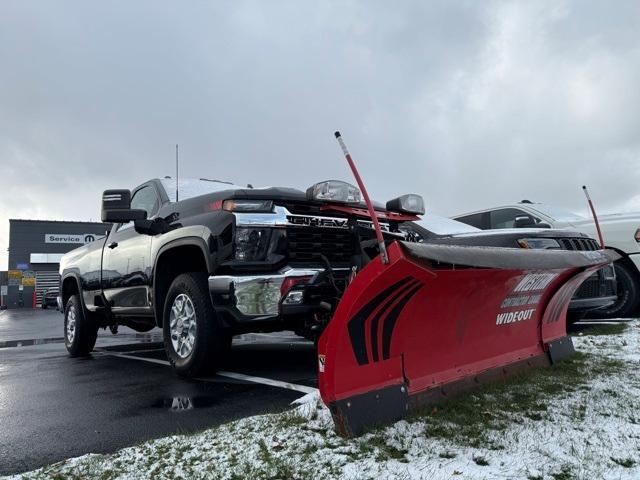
[{"left": 36, "top": 271, "right": 60, "bottom": 306}]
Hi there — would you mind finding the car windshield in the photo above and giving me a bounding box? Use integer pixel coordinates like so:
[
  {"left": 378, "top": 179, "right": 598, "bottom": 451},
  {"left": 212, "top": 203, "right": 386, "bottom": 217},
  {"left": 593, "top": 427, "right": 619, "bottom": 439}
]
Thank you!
[
  {"left": 414, "top": 214, "right": 481, "bottom": 235},
  {"left": 528, "top": 204, "right": 586, "bottom": 222},
  {"left": 160, "top": 178, "right": 244, "bottom": 202}
]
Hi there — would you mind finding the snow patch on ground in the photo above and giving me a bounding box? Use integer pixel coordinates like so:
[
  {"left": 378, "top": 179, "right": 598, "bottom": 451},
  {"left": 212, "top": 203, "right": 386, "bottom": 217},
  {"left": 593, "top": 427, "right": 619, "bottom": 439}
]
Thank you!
[{"left": 5, "top": 321, "right": 640, "bottom": 480}]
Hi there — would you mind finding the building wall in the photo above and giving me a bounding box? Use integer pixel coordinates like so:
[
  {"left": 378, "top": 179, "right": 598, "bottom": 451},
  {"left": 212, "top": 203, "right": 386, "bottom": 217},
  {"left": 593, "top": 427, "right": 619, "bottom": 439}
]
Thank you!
[
  {"left": 0, "top": 271, "right": 7, "bottom": 309},
  {"left": 5, "top": 219, "right": 111, "bottom": 308}
]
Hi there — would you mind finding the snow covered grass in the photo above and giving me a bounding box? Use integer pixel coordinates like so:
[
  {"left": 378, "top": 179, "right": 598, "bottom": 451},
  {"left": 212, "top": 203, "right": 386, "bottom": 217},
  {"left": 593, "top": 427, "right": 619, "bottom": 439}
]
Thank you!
[{"left": 6, "top": 321, "right": 640, "bottom": 480}]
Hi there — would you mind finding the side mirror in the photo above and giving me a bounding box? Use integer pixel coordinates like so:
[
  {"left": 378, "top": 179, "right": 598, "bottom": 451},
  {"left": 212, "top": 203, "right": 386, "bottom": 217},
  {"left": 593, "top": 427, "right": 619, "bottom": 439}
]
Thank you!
[
  {"left": 101, "top": 190, "right": 147, "bottom": 223},
  {"left": 514, "top": 216, "right": 536, "bottom": 228}
]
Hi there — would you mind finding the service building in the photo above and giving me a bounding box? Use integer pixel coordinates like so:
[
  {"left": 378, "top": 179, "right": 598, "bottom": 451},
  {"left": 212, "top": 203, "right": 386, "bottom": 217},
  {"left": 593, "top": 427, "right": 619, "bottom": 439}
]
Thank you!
[{"left": 2, "top": 219, "right": 110, "bottom": 308}]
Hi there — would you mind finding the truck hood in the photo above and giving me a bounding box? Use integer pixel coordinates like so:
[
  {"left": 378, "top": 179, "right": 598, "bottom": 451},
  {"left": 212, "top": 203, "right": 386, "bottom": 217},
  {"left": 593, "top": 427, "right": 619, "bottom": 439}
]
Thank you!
[
  {"left": 171, "top": 186, "right": 390, "bottom": 217},
  {"left": 59, "top": 240, "right": 104, "bottom": 271}
]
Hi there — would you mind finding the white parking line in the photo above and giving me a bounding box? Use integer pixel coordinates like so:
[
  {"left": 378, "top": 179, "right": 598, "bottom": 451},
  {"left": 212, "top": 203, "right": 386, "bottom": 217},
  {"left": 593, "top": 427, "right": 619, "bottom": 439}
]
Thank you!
[
  {"left": 106, "top": 352, "right": 317, "bottom": 394},
  {"left": 214, "top": 371, "right": 316, "bottom": 394},
  {"left": 106, "top": 352, "right": 170, "bottom": 366},
  {"left": 95, "top": 347, "right": 165, "bottom": 355}
]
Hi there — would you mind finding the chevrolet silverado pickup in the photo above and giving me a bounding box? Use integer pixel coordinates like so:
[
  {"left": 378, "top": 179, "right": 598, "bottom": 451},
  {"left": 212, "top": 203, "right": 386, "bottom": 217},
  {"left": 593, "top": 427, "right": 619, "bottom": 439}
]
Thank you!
[{"left": 59, "top": 178, "right": 614, "bottom": 376}]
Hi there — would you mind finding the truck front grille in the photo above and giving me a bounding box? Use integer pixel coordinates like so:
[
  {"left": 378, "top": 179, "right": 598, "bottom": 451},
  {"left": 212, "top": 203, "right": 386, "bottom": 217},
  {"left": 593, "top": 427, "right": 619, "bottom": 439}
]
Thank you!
[
  {"left": 557, "top": 237, "right": 600, "bottom": 251},
  {"left": 286, "top": 227, "right": 354, "bottom": 266}
]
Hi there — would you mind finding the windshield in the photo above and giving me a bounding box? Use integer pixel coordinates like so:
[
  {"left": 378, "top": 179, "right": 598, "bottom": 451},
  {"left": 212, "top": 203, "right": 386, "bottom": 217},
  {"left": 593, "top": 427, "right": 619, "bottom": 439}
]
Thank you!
[
  {"left": 160, "top": 178, "right": 244, "bottom": 202},
  {"left": 528, "top": 204, "right": 585, "bottom": 222},
  {"left": 414, "top": 214, "right": 481, "bottom": 235}
]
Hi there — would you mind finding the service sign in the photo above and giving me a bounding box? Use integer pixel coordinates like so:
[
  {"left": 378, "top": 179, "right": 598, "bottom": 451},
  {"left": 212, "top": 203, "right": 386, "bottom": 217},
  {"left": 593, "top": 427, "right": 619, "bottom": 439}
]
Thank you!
[
  {"left": 22, "top": 278, "right": 36, "bottom": 287},
  {"left": 8, "top": 270, "right": 22, "bottom": 279},
  {"left": 45, "top": 233, "right": 98, "bottom": 244}
]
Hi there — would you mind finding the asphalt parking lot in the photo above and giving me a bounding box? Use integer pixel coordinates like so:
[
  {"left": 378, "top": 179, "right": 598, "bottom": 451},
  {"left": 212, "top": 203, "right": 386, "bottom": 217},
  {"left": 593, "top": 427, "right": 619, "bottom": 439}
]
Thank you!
[{"left": 0, "top": 309, "right": 317, "bottom": 476}]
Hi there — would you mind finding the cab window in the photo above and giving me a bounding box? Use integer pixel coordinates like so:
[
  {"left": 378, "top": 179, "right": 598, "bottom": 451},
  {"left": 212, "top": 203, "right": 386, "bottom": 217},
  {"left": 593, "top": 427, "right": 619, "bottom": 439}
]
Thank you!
[
  {"left": 454, "top": 212, "right": 489, "bottom": 230},
  {"left": 131, "top": 186, "right": 159, "bottom": 217},
  {"left": 489, "top": 208, "right": 536, "bottom": 229},
  {"left": 116, "top": 185, "right": 159, "bottom": 232}
]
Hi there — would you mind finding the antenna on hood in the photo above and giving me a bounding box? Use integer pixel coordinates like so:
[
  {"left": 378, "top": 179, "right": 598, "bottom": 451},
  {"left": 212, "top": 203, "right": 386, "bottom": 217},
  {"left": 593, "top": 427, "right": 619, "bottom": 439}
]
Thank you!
[{"left": 582, "top": 185, "right": 604, "bottom": 248}]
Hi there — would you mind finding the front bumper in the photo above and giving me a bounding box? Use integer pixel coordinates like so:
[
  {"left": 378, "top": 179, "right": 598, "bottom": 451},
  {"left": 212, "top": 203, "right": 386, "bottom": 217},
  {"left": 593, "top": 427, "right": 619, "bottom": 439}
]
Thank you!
[
  {"left": 569, "top": 265, "right": 617, "bottom": 312},
  {"left": 569, "top": 295, "right": 616, "bottom": 311},
  {"left": 208, "top": 267, "right": 326, "bottom": 318}
]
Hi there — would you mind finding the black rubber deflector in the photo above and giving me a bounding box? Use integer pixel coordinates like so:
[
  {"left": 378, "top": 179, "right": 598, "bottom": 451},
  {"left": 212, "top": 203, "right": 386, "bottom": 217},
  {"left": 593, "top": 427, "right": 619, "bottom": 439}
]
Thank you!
[
  {"left": 546, "top": 336, "right": 575, "bottom": 364},
  {"left": 329, "top": 383, "right": 408, "bottom": 437}
]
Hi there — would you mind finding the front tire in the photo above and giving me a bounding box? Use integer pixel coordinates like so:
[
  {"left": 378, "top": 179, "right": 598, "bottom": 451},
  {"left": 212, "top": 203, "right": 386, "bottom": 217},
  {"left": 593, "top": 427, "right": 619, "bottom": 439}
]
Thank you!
[
  {"left": 586, "top": 261, "right": 640, "bottom": 319},
  {"left": 64, "top": 295, "right": 98, "bottom": 356},
  {"left": 163, "top": 273, "right": 230, "bottom": 377}
]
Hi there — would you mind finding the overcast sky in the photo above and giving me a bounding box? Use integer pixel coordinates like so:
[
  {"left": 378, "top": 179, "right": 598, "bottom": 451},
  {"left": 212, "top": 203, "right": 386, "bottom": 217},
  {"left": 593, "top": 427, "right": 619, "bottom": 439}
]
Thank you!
[{"left": 1, "top": 1, "right": 639, "bottom": 269}]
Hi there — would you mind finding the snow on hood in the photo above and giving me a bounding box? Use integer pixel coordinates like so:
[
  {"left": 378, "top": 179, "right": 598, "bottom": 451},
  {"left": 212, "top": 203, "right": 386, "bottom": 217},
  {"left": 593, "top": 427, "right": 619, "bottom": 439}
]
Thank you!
[
  {"left": 414, "top": 214, "right": 481, "bottom": 235},
  {"left": 160, "top": 177, "right": 245, "bottom": 202}
]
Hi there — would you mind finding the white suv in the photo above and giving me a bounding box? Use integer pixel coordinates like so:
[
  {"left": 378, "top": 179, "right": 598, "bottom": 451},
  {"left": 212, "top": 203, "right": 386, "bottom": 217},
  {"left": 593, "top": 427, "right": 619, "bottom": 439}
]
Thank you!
[{"left": 453, "top": 201, "right": 640, "bottom": 318}]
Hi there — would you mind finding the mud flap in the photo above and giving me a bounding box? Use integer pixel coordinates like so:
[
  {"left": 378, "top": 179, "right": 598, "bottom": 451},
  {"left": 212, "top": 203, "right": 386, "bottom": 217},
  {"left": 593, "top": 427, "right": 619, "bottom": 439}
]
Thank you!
[
  {"left": 546, "top": 337, "right": 575, "bottom": 364},
  {"left": 330, "top": 383, "right": 409, "bottom": 437},
  {"left": 318, "top": 241, "right": 618, "bottom": 437}
]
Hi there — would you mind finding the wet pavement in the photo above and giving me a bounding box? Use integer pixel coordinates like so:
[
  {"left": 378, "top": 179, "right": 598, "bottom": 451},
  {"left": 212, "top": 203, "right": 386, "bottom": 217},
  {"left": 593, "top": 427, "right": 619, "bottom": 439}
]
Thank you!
[{"left": 0, "top": 309, "right": 316, "bottom": 476}]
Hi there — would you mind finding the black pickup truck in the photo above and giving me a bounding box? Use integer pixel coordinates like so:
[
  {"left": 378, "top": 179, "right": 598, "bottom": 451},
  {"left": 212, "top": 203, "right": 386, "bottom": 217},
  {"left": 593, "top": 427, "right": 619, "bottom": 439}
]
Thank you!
[{"left": 59, "top": 177, "right": 615, "bottom": 376}]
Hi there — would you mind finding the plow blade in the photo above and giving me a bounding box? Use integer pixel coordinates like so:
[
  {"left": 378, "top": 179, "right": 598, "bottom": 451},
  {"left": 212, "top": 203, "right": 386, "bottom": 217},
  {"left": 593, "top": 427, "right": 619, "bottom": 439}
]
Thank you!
[{"left": 318, "top": 241, "right": 618, "bottom": 436}]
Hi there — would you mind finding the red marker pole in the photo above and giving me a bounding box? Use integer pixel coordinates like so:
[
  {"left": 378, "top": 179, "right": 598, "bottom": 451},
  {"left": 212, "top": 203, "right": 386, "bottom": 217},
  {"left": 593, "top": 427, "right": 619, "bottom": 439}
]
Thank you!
[
  {"left": 582, "top": 185, "right": 605, "bottom": 249},
  {"left": 334, "top": 131, "right": 389, "bottom": 264}
]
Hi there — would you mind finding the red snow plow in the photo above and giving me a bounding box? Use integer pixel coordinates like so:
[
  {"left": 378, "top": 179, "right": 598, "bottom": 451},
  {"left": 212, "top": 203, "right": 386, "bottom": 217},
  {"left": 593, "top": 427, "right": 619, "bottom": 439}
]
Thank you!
[{"left": 318, "top": 132, "right": 618, "bottom": 436}]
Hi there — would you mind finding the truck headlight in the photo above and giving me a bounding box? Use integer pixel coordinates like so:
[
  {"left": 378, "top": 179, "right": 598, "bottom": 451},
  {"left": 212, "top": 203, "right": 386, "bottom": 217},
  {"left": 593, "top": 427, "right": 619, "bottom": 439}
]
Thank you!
[
  {"left": 517, "top": 238, "right": 561, "bottom": 249},
  {"left": 234, "top": 228, "right": 272, "bottom": 261},
  {"left": 223, "top": 200, "right": 274, "bottom": 213}
]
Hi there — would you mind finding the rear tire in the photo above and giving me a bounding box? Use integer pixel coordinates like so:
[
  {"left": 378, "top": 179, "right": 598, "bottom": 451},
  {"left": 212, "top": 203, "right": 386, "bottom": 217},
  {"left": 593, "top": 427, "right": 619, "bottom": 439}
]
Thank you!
[
  {"left": 163, "top": 273, "right": 230, "bottom": 377},
  {"left": 64, "top": 295, "right": 98, "bottom": 356},
  {"left": 586, "top": 261, "right": 640, "bottom": 319}
]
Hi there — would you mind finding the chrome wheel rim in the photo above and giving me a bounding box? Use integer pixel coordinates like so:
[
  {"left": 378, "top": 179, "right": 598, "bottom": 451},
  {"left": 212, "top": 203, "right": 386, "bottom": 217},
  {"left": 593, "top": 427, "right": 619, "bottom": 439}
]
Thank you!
[
  {"left": 66, "top": 306, "right": 76, "bottom": 344},
  {"left": 169, "top": 294, "right": 197, "bottom": 359}
]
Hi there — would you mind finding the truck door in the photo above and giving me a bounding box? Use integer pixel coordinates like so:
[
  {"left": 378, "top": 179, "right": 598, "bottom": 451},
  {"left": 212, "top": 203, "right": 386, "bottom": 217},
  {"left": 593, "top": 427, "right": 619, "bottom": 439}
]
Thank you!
[{"left": 101, "top": 183, "right": 159, "bottom": 315}]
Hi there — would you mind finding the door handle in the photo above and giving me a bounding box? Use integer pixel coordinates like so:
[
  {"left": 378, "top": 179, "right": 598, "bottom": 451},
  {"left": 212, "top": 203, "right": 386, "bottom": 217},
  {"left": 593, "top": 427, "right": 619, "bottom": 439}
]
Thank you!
[{"left": 108, "top": 242, "right": 118, "bottom": 249}]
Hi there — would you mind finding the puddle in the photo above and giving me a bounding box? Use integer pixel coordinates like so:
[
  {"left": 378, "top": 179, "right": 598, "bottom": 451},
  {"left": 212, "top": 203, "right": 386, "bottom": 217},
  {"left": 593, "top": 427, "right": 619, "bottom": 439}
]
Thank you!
[
  {"left": 0, "top": 337, "right": 66, "bottom": 348},
  {"left": 0, "top": 332, "right": 162, "bottom": 350},
  {"left": 153, "top": 396, "right": 221, "bottom": 411},
  {"left": 100, "top": 342, "right": 164, "bottom": 353}
]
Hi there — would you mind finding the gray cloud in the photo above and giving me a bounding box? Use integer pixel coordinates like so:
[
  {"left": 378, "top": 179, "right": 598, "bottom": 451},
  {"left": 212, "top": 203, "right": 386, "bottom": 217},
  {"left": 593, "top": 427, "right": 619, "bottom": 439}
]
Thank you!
[{"left": 1, "top": 0, "right": 639, "bottom": 268}]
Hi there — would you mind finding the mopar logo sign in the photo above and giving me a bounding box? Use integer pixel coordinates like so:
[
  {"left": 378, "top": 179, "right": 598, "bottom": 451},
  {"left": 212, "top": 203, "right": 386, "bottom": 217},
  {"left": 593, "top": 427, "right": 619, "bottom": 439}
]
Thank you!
[{"left": 45, "top": 234, "right": 98, "bottom": 244}]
